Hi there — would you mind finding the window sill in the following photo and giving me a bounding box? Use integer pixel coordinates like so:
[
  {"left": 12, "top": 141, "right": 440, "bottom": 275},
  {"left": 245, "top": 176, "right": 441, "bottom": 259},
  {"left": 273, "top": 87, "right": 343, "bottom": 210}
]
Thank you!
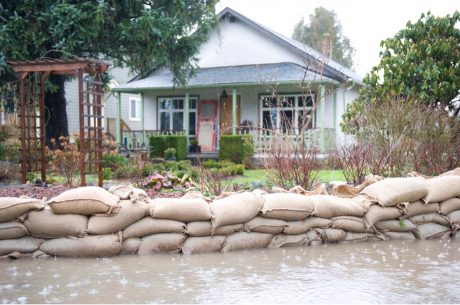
[{"left": 129, "top": 118, "right": 141, "bottom": 122}]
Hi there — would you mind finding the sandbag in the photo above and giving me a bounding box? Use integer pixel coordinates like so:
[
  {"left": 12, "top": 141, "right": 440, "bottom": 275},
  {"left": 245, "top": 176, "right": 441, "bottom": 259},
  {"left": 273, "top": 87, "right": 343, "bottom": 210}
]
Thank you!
[
  {"left": 260, "top": 193, "right": 314, "bottom": 220},
  {"left": 284, "top": 217, "right": 332, "bottom": 235},
  {"left": 243, "top": 217, "right": 288, "bottom": 235},
  {"left": 409, "top": 213, "right": 450, "bottom": 226},
  {"left": 210, "top": 192, "right": 263, "bottom": 228},
  {"left": 440, "top": 168, "right": 460, "bottom": 176},
  {"left": 185, "top": 222, "right": 242, "bottom": 237},
  {"left": 360, "top": 177, "right": 428, "bottom": 206},
  {"left": 316, "top": 228, "right": 346, "bottom": 243},
  {"left": 312, "top": 195, "right": 371, "bottom": 219},
  {"left": 364, "top": 205, "right": 402, "bottom": 227},
  {"left": 87, "top": 200, "right": 147, "bottom": 235},
  {"left": 182, "top": 236, "right": 226, "bottom": 254},
  {"left": 306, "top": 229, "right": 323, "bottom": 245},
  {"left": 375, "top": 219, "right": 417, "bottom": 232},
  {"left": 331, "top": 216, "right": 370, "bottom": 233},
  {"left": 109, "top": 184, "right": 149, "bottom": 203},
  {"left": 439, "top": 198, "right": 460, "bottom": 215},
  {"left": 47, "top": 186, "right": 120, "bottom": 215},
  {"left": 423, "top": 176, "right": 460, "bottom": 203},
  {"left": 138, "top": 233, "right": 186, "bottom": 255},
  {"left": 448, "top": 210, "right": 460, "bottom": 224},
  {"left": 0, "top": 236, "right": 42, "bottom": 256},
  {"left": 123, "top": 217, "right": 185, "bottom": 239},
  {"left": 0, "top": 222, "right": 28, "bottom": 240},
  {"left": 404, "top": 201, "right": 439, "bottom": 217},
  {"left": 149, "top": 198, "right": 212, "bottom": 222},
  {"left": 0, "top": 197, "right": 44, "bottom": 222},
  {"left": 268, "top": 234, "right": 309, "bottom": 248},
  {"left": 385, "top": 231, "right": 416, "bottom": 240},
  {"left": 121, "top": 238, "right": 141, "bottom": 254},
  {"left": 222, "top": 232, "right": 273, "bottom": 252},
  {"left": 40, "top": 235, "right": 122, "bottom": 257},
  {"left": 23, "top": 208, "right": 88, "bottom": 238},
  {"left": 341, "top": 232, "right": 369, "bottom": 243},
  {"left": 414, "top": 223, "right": 451, "bottom": 240}
]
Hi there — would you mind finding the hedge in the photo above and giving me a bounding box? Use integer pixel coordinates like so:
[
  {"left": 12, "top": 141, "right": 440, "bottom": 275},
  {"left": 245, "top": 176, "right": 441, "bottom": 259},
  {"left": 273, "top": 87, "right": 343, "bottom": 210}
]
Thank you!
[
  {"left": 149, "top": 135, "right": 187, "bottom": 160},
  {"left": 218, "top": 134, "right": 254, "bottom": 167}
]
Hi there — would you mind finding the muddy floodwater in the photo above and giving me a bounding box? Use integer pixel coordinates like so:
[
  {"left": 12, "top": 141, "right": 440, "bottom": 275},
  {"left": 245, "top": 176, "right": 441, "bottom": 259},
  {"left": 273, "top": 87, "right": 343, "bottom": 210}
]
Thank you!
[{"left": 1, "top": 239, "right": 460, "bottom": 304}]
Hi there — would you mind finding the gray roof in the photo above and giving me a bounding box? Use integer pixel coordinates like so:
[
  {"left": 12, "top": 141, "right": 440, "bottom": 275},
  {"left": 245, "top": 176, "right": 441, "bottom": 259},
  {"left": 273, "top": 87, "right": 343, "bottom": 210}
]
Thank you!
[{"left": 114, "top": 62, "right": 337, "bottom": 92}]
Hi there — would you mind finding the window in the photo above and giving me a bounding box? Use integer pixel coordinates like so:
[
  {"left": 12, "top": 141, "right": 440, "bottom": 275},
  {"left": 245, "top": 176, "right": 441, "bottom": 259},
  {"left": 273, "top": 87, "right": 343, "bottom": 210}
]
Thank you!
[
  {"left": 260, "top": 93, "right": 315, "bottom": 134},
  {"left": 129, "top": 97, "right": 141, "bottom": 121},
  {"left": 158, "top": 96, "right": 198, "bottom": 134}
]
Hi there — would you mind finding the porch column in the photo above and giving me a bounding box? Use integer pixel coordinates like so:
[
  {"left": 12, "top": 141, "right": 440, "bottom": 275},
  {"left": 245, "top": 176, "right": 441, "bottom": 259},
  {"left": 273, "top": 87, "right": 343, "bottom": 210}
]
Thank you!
[
  {"left": 319, "top": 84, "right": 326, "bottom": 153},
  {"left": 184, "top": 92, "right": 190, "bottom": 146},
  {"left": 116, "top": 92, "right": 121, "bottom": 144},
  {"left": 333, "top": 90, "right": 337, "bottom": 148},
  {"left": 140, "top": 92, "right": 145, "bottom": 145},
  {"left": 232, "top": 87, "right": 237, "bottom": 135}
]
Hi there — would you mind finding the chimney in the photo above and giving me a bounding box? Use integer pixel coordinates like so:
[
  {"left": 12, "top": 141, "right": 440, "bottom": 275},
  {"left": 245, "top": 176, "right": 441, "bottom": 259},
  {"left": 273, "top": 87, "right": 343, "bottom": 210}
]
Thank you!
[{"left": 322, "top": 33, "right": 332, "bottom": 60}]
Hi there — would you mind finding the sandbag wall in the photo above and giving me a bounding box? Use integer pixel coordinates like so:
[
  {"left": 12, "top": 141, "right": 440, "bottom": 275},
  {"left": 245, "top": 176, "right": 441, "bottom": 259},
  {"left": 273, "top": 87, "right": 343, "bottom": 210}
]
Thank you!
[{"left": 0, "top": 175, "right": 460, "bottom": 258}]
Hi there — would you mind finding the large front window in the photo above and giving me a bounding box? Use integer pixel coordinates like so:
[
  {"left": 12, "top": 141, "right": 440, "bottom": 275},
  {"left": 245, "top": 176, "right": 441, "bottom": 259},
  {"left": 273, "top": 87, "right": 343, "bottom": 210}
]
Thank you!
[
  {"left": 260, "top": 94, "right": 315, "bottom": 134},
  {"left": 158, "top": 97, "right": 197, "bottom": 135}
]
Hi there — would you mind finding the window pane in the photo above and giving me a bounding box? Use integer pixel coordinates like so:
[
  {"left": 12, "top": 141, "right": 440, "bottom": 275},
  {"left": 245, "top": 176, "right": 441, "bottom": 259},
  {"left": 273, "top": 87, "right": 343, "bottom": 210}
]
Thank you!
[
  {"left": 298, "top": 95, "right": 313, "bottom": 107},
  {"left": 160, "top": 99, "right": 172, "bottom": 110},
  {"left": 160, "top": 112, "right": 170, "bottom": 131},
  {"left": 282, "top": 96, "right": 295, "bottom": 107},
  {"left": 201, "top": 102, "right": 215, "bottom": 117},
  {"left": 189, "top": 112, "right": 196, "bottom": 135},
  {"left": 262, "top": 110, "right": 276, "bottom": 130},
  {"left": 172, "top": 112, "right": 184, "bottom": 131},
  {"left": 173, "top": 99, "right": 184, "bottom": 109},
  {"left": 190, "top": 99, "right": 197, "bottom": 109},
  {"left": 262, "top": 97, "right": 277, "bottom": 108},
  {"left": 298, "top": 110, "right": 313, "bottom": 131},
  {"left": 130, "top": 100, "right": 136, "bottom": 118},
  {"left": 280, "top": 110, "right": 293, "bottom": 133}
]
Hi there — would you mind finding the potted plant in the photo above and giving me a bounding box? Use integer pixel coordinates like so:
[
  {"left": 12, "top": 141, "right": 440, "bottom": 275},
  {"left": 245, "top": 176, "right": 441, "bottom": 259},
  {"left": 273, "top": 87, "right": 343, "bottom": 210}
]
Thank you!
[
  {"left": 189, "top": 138, "right": 201, "bottom": 153},
  {"left": 164, "top": 147, "right": 177, "bottom": 161}
]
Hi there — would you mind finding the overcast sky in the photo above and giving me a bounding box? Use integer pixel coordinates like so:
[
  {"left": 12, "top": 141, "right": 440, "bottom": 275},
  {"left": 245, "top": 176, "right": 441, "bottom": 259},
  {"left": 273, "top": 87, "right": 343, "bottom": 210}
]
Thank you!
[{"left": 215, "top": 0, "right": 460, "bottom": 78}]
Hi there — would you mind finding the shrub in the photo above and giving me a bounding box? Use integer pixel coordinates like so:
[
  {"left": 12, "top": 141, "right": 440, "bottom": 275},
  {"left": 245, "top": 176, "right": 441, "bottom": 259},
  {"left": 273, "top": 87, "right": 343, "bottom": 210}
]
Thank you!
[
  {"left": 102, "top": 167, "right": 112, "bottom": 180},
  {"left": 0, "top": 161, "right": 17, "bottom": 182},
  {"left": 113, "top": 165, "right": 143, "bottom": 179},
  {"left": 0, "top": 141, "right": 20, "bottom": 163},
  {"left": 149, "top": 135, "right": 187, "bottom": 160},
  {"left": 218, "top": 135, "right": 254, "bottom": 167},
  {"left": 46, "top": 137, "right": 80, "bottom": 186},
  {"left": 102, "top": 153, "right": 128, "bottom": 171},
  {"left": 164, "top": 148, "right": 177, "bottom": 160}
]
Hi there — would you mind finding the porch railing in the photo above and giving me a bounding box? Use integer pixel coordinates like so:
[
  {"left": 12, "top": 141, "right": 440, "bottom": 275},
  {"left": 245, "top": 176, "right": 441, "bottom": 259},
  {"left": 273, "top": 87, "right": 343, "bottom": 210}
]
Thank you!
[{"left": 123, "top": 130, "right": 185, "bottom": 151}]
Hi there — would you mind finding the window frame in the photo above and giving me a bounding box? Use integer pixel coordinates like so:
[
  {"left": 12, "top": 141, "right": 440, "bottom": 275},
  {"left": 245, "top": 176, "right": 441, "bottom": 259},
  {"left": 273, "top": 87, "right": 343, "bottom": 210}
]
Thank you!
[
  {"left": 157, "top": 96, "right": 198, "bottom": 134},
  {"left": 129, "top": 97, "right": 141, "bottom": 121}
]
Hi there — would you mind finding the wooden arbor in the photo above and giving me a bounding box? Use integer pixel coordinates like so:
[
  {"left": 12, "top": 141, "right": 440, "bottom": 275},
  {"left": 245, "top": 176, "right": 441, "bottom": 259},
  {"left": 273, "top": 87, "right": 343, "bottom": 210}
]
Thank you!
[{"left": 8, "top": 58, "right": 109, "bottom": 186}]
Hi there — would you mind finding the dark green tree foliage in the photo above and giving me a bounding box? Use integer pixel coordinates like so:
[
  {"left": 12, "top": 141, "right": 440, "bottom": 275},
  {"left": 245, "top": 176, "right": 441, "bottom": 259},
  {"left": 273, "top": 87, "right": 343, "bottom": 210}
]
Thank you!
[
  {"left": 0, "top": 1, "right": 217, "bottom": 140},
  {"left": 342, "top": 11, "right": 460, "bottom": 134},
  {"left": 293, "top": 7, "right": 354, "bottom": 68}
]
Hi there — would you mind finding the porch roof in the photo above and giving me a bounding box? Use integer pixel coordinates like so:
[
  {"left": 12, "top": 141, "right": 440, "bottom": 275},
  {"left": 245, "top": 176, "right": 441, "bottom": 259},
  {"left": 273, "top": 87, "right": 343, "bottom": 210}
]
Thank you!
[{"left": 112, "top": 62, "right": 337, "bottom": 93}]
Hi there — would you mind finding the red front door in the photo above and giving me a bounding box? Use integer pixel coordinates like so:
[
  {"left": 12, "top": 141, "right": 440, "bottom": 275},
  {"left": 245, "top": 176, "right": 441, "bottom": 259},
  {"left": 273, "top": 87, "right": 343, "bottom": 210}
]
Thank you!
[{"left": 197, "top": 99, "right": 218, "bottom": 152}]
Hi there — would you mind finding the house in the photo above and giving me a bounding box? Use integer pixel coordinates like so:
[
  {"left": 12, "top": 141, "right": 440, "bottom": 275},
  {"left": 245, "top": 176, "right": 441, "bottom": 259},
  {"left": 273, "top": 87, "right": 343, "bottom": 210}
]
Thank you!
[{"left": 110, "top": 7, "right": 362, "bottom": 153}]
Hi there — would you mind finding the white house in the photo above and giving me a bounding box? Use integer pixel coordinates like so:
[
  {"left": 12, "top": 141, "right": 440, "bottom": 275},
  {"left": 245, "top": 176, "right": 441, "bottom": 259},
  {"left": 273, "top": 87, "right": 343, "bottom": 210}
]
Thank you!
[{"left": 109, "top": 7, "right": 362, "bottom": 153}]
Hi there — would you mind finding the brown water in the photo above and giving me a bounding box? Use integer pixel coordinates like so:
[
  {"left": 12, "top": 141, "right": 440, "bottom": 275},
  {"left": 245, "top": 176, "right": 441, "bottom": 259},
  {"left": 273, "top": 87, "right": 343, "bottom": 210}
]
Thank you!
[{"left": 1, "top": 239, "right": 459, "bottom": 304}]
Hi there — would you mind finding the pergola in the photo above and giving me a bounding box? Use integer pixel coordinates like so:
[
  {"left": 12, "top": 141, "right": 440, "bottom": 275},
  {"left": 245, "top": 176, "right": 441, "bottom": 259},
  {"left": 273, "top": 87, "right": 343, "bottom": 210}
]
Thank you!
[{"left": 8, "top": 58, "right": 110, "bottom": 187}]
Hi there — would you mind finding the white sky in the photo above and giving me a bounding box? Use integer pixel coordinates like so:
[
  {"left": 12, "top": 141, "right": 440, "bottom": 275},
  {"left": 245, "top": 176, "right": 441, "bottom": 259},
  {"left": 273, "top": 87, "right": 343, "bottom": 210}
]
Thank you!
[{"left": 215, "top": 0, "right": 460, "bottom": 77}]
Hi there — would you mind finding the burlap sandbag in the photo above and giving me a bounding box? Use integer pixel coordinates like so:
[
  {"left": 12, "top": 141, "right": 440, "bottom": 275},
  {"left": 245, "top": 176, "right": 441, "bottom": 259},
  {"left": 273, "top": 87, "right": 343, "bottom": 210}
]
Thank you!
[
  {"left": 341, "top": 232, "right": 369, "bottom": 243},
  {"left": 260, "top": 193, "right": 314, "bottom": 221},
  {"left": 331, "top": 216, "right": 371, "bottom": 233},
  {"left": 364, "top": 205, "right": 402, "bottom": 227},
  {"left": 210, "top": 192, "right": 263, "bottom": 228},
  {"left": 138, "top": 233, "right": 186, "bottom": 255},
  {"left": 185, "top": 222, "right": 242, "bottom": 237},
  {"left": 0, "top": 222, "right": 28, "bottom": 240},
  {"left": 149, "top": 198, "right": 212, "bottom": 222},
  {"left": 0, "top": 236, "right": 42, "bottom": 256},
  {"left": 283, "top": 217, "right": 332, "bottom": 235},
  {"left": 243, "top": 217, "right": 288, "bottom": 234},
  {"left": 439, "top": 198, "right": 460, "bottom": 215},
  {"left": 375, "top": 219, "right": 417, "bottom": 232},
  {"left": 182, "top": 236, "right": 226, "bottom": 254},
  {"left": 423, "top": 176, "right": 460, "bottom": 203},
  {"left": 312, "top": 195, "right": 371, "bottom": 219},
  {"left": 0, "top": 197, "right": 44, "bottom": 222},
  {"left": 47, "top": 187, "right": 120, "bottom": 215},
  {"left": 123, "top": 217, "right": 186, "bottom": 239},
  {"left": 385, "top": 231, "right": 416, "bottom": 240},
  {"left": 316, "top": 228, "right": 346, "bottom": 243},
  {"left": 414, "top": 223, "right": 451, "bottom": 239},
  {"left": 409, "top": 213, "right": 450, "bottom": 226},
  {"left": 268, "top": 234, "right": 309, "bottom": 248},
  {"left": 404, "top": 201, "right": 439, "bottom": 218},
  {"left": 448, "top": 210, "right": 460, "bottom": 224},
  {"left": 440, "top": 168, "right": 460, "bottom": 177},
  {"left": 87, "top": 200, "right": 147, "bottom": 235},
  {"left": 121, "top": 238, "right": 141, "bottom": 254},
  {"left": 222, "top": 232, "right": 273, "bottom": 252},
  {"left": 306, "top": 229, "right": 323, "bottom": 245},
  {"left": 23, "top": 208, "right": 88, "bottom": 238},
  {"left": 40, "top": 235, "right": 122, "bottom": 257},
  {"left": 360, "top": 177, "right": 427, "bottom": 206}
]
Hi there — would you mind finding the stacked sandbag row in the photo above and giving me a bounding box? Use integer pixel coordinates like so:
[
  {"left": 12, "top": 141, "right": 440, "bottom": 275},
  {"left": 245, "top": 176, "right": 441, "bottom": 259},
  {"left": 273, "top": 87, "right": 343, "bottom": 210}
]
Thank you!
[{"left": 0, "top": 174, "right": 459, "bottom": 258}]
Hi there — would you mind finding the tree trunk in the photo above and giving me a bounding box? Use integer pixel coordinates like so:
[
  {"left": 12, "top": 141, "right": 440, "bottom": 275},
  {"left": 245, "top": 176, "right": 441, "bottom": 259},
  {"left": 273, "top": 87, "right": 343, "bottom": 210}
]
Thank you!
[{"left": 44, "top": 74, "right": 69, "bottom": 146}]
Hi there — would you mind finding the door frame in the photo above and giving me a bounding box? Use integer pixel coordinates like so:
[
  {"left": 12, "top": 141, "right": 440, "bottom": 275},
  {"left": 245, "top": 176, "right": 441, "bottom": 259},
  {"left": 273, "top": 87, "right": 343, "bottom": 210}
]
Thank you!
[{"left": 197, "top": 99, "right": 218, "bottom": 152}]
